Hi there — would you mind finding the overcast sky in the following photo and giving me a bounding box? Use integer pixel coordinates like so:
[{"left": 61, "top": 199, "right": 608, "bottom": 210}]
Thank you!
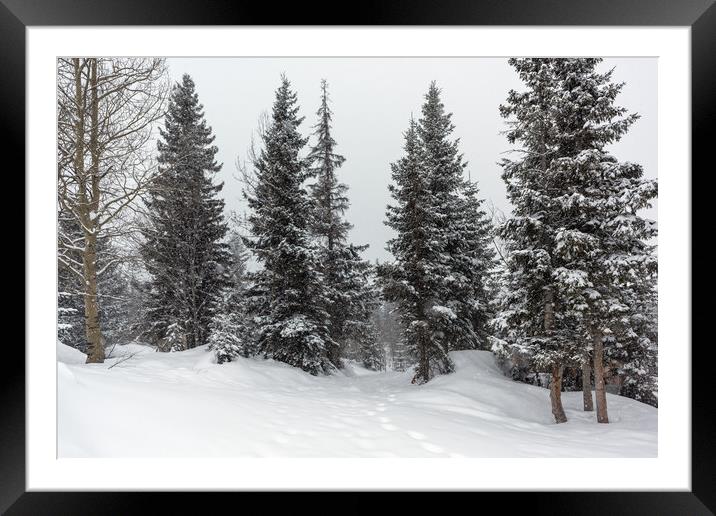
[{"left": 166, "top": 57, "right": 657, "bottom": 263}]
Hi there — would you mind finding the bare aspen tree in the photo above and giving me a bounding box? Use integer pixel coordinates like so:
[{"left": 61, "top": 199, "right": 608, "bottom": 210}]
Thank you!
[{"left": 57, "top": 57, "right": 168, "bottom": 363}]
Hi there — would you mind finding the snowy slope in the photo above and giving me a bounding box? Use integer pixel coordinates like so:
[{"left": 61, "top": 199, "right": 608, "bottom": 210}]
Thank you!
[{"left": 58, "top": 342, "right": 657, "bottom": 457}]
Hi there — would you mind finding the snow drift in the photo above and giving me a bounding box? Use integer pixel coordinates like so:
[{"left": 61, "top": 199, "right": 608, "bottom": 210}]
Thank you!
[{"left": 58, "top": 342, "right": 656, "bottom": 457}]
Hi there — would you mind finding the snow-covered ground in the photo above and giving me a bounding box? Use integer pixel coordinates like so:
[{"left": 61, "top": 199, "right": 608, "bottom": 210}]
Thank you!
[{"left": 58, "top": 342, "right": 657, "bottom": 457}]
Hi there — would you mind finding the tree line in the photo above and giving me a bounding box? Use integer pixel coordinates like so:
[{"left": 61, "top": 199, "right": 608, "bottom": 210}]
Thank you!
[{"left": 57, "top": 58, "right": 657, "bottom": 424}]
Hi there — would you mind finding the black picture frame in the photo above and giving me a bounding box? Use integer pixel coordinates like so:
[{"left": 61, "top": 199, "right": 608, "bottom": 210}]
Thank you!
[{"left": 4, "top": 1, "right": 711, "bottom": 513}]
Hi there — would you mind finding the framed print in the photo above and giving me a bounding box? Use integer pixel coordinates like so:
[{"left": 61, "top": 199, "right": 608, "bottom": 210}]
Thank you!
[{"left": 5, "top": 0, "right": 713, "bottom": 513}]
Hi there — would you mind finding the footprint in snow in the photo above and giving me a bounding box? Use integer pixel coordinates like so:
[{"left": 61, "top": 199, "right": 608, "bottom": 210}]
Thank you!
[{"left": 378, "top": 416, "right": 398, "bottom": 431}]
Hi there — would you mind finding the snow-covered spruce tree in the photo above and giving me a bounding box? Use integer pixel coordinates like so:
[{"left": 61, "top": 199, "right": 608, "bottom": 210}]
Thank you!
[
  {"left": 417, "top": 83, "right": 496, "bottom": 352},
  {"left": 359, "top": 324, "right": 385, "bottom": 371},
  {"left": 549, "top": 58, "right": 657, "bottom": 422},
  {"left": 379, "top": 118, "right": 451, "bottom": 384},
  {"left": 390, "top": 339, "right": 412, "bottom": 372},
  {"left": 371, "top": 300, "right": 406, "bottom": 371},
  {"left": 337, "top": 247, "right": 381, "bottom": 362},
  {"left": 163, "top": 321, "right": 186, "bottom": 352},
  {"left": 242, "top": 75, "right": 335, "bottom": 375},
  {"left": 619, "top": 285, "right": 658, "bottom": 407},
  {"left": 141, "top": 74, "right": 230, "bottom": 351},
  {"left": 208, "top": 308, "right": 249, "bottom": 363},
  {"left": 58, "top": 212, "right": 87, "bottom": 348},
  {"left": 606, "top": 279, "right": 657, "bottom": 407},
  {"left": 307, "top": 80, "right": 350, "bottom": 249},
  {"left": 457, "top": 178, "right": 498, "bottom": 350},
  {"left": 95, "top": 244, "right": 134, "bottom": 348},
  {"left": 58, "top": 288, "right": 84, "bottom": 347},
  {"left": 494, "top": 59, "right": 579, "bottom": 423},
  {"left": 306, "top": 80, "right": 378, "bottom": 368},
  {"left": 208, "top": 229, "right": 252, "bottom": 363},
  {"left": 225, "top": 228, "right": 250, "bottom": 294}
]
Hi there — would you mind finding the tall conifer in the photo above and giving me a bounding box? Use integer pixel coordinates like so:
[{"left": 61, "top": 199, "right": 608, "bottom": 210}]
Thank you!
[
  {"left": 307, "top": 80, "right": 378, "bottom": 368},
  {"left": 381, "top": 119, "right": 450, "bottom": 383},
  {"left": 494, "top": 59, "right": 575, "bottom": 423},
  {"left": 243, "top": 75, "right": 335, "bottom": 375},
  {"left": 549, "top": 59, "right": 658, "bottom": 422},
  {"left": 417, "top": 83, "right": 495, "bottom": 352},
  {"left": 141, "top": 74, "right": 230, "bottom": 350}
]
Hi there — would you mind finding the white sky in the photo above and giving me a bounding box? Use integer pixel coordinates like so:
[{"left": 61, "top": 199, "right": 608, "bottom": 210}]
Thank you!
[{"left": 166, "top": 57, "right": 657, "bottom": 263}]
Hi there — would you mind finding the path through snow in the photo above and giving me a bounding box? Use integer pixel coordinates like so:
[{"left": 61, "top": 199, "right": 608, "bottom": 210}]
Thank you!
[{"left": 58, "top": 342, "right": 657, "bottom": 457}]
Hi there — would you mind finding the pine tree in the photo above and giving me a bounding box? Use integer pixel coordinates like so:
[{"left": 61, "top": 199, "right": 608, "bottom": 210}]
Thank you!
[
  {"left": 372, "top": 300, "right": 406, "bottom": 371},
  {"left": 496, "top": 58, "right": 657, "bottom": 424},
  {"left": 58, "top": 288, "right": 84, "bottom": 347},
  {"left": 225, "top": 228, "right": 250, "bottom": 295},
  {"left": 417, "top": 83, "right": 496, "bottom": 352},
  {"left": 335, "top": 246, "right": 381, "bottom": 361},
  {"left": 306, "top": 80, "right": 377, "bottom": 368},
  {"left": 95, "top": 241, "right": 133, "bottom": 348},
  {"left": 416, "top": 83, "right": 467, "bottom": 352},
  {"left": 208, "top": 294, "right": 251, "bottom": 363},
  {"left": 163, "top": 321, "right": 186, "bottom": 352},
  {"left": 382, "top": 82, "right": 496, "bottom": 384},
  {"left": 141, "top": 74, "right": 230, "bottom": 351},
  {"left": 495, "top": 59, "right": 577, "bottom": 423},
  {"left": 380, "top": 118, "right": 451, "bottom": 384},
  {"left": 548, "top": 58, "right": 658, "bottom": 422},
  {"left": 307, "top": 80, "right": 350, "bottom": 251},
  {"left": 608, "top": 280, "right": 657, "bottom": 407},
  {"left": 58, "top": 212, "right": 86, "bottom": 348},
  {"left": 208, "top": 229, "right": 253, "bottom": 363},
  {"left": 243, "top": 75, "right": 335, "bottom": 375},
  {"left": 453, "top": 176, "right": 498, "bottom": 350},
  {"left": 359, "top": 325, "right": 385, "bottom": 371}
]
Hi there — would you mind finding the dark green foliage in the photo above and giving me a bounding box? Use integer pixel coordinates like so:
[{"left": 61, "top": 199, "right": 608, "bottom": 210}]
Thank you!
[
  {"left": 381, "top": 83, "right": 496, "bottom": 384},
  {"left": 496, "top": 59, "right": 658, "bottom": 407},
  {"left": 141, "top": 74, "right": 230, "bottom": 350},
  {"left": 243, "top": 75, "right": 335, "bottom": 375},
  {"left": 306, "top": 80, "right": 379, "bottom": 369}
]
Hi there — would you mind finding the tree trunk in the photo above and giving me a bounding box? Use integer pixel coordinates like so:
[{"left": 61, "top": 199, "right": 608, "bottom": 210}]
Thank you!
[
  {"left": 327, "top": 321, "right": 342, "bottom": 368},
  {"left": 592, "top": 331, "right": 609, "bottom": 423},
  {"left": 544, "top": 288, "right": 554, "bottom": 334},
  {"left": 189, "top": 307, "right": 198, "bottom": 349},
  {"left": 549, "top": 365, "right": 567, "bottom": 423},
  {"left": 420, "top": 323, "right": 430, "bottom": 383},
  {"left": 85, "top": 58, "right": 105, "bottom": 364},
  {"left": 72, "top": 58, "right": 104, "bottom": 364},
  {"left": 413, "top": 320, "right": 430, "bottom": 385},
  {"left": 83, "top": 233, "right": 104, "bottom": 363},
  {"left": 544, "top": 288, "right": 566, "bottom": 423},
  {"left": 582, "top": 357, "right": 594, "bottom": 411}
]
